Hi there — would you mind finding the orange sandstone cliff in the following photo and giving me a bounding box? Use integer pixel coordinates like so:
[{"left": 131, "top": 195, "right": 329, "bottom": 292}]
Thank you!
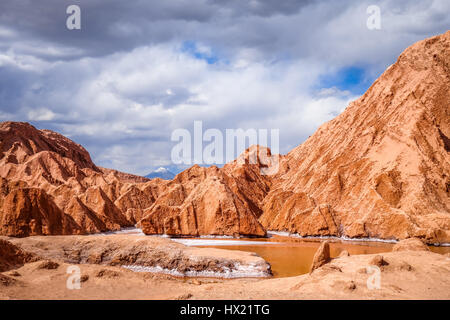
[
  {"left": 0, "top": 123, "right": 269, "bottom": 237},
  {"left": 260, "top": 31, "right": 450, "bottom": 243},
  {"left": 0, "top": 121, "right": 153, "bottom": 236}
]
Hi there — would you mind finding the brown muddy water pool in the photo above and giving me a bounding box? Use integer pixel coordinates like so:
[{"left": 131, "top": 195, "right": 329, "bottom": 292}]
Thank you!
[{"left": 177, "top": 235, "right": 450, "bottom": 278}]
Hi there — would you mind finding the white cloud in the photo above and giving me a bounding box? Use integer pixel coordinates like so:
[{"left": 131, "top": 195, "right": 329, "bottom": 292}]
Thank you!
[
  {"left": 27, "top": 108, "right": 57, "bottom": 121},
  {"left": 0, "top": 51, "right": 50, "bottom": 72},
  {"left": 0, "top": 0, "right": 448, "bottom": 175}
]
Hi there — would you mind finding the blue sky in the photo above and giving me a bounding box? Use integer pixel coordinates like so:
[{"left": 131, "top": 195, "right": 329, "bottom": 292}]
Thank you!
[
  {"left": 0, "top": 0, "right": 449, "bottom": 175},
  {"left": 181, "top": 41, "right": 220, "bottom": 65}
]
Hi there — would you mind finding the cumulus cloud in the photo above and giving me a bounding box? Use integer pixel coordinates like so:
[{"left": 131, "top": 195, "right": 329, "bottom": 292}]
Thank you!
[{"left": 0, "top": 0, "right": 448, "bottom": 175}]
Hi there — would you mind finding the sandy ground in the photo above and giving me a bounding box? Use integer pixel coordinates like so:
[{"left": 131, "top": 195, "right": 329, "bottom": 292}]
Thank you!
[{"left": 1, "top": 238, "right": 449, "bottom": 300}]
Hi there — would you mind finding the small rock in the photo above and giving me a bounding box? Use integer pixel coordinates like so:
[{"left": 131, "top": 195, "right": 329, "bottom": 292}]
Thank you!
[
  {"left": 37, "top": 260, "right": 60, "bottom": 270},
  {"left": 392, "top": 238, "right": 430, "bottom": 252},
  {"left": 369, "top": 255, "right": 389, "bottom": 267},
  {"left": 8, "top": 271, "right": 21, "bottom": 277},
  {"left": 80, "top": 275, "right": 89, "bottom": 282},
  {"left": 310, "top": 241, "right": 331, "bottom": 273},
  {"left": 87, "top": 254, "right": 103, "bottom": 264},
  {"left": 322, "top": 264, "right": 342, "bottom": 272},
  {"left": 0, "top": 274, "right": 16, "bottom": 287},
  {"left": 174, "top": 293, "right": 193, "bottom": 300},
  {"left": 332, "top": 280, "right": 357, "bottom": 292}
]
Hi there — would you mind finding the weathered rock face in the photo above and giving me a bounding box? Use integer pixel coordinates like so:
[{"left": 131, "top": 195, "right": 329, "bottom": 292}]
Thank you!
[
  {"left": 0, "top": 239, "right": 36, "bottom": 272},
  {"left": 260, "top": 31, "right": 450, "bottom": 243},
  {"left": 392, "top": 238, "right": 430, "bottom": 252}
]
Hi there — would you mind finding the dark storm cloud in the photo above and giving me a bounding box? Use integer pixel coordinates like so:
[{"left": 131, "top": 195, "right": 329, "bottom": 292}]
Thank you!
[
  {"left": 0, "top": 66, "right": 32, "bottom": 111},
  {"left": 0, "top": 0, "right": 204, "bottom": 59},
  {"left": 209, "top": 0, "right": 314, "bottom": 17},
  {"left": 2, "top": 0, "right": 446, "bottom": 66}
]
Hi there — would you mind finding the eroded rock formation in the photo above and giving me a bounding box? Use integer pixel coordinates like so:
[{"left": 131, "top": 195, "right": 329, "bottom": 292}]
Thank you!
[
  {"left": 260, "top": 31, "right": 450, "bottom": 243},
  {"left": 392, "top": 238, "right": 430, "bottom": 252},
  {"left": 0, "top": 122, "right": 270, "bottom": 237},
  {"left": 0, "top": 239, "right": 36, "bottom": 272},
  {"left": 138, "top": 146, "right": 272, "bottom": 237},
  {"left": 309, "top": 241, "right": 331, "bottom": 273},
  {"left": 0, "top": 121, "right": 152, "bottom": 236}
]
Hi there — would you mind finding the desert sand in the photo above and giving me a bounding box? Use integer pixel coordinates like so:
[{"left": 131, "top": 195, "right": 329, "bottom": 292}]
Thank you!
[{"left": 1, "top": 235, "right": 449, "bottom": 300}]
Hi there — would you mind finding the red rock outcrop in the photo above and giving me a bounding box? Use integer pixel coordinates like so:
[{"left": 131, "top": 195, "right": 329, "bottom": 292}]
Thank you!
[
  {"left": 0, "top": 186, "right": 80, "bottom": 236},
  {"left": 260, "top": 31, "right": 450, "bottom": 243},
  {"left": 392, "top": 238, "right": 430, "bottom": 252},
  {"left": 0, "top": 122, "right": 271, "bottom": 238},
  {"left": 309, "top": 241, "right": 331, "bottom": 273},
  {"left": 138, "top": 146, "right": 272, "bottom": 237}
]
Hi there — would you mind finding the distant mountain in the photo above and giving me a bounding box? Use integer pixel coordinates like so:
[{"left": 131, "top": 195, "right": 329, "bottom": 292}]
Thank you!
[{"left": 145, "top": 167, "right": 175, "bottom": 180}]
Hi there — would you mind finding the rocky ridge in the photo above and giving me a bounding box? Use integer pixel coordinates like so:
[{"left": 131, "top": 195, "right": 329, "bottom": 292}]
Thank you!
[{"left": 260, "top": 31, "right": 450, "bottom": 243}]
